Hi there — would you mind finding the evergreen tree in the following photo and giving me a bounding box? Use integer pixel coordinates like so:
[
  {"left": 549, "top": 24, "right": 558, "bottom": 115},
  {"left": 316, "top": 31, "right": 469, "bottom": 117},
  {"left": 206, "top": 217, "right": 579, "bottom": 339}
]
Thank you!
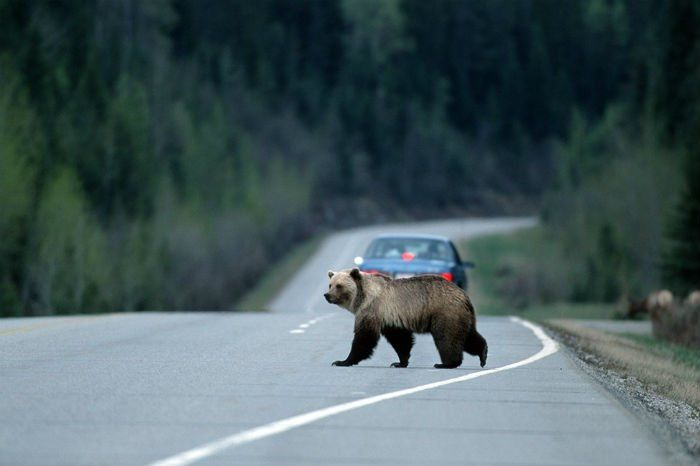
[{"left": 663, "top": 150, "right": 700, "bottom": 294}]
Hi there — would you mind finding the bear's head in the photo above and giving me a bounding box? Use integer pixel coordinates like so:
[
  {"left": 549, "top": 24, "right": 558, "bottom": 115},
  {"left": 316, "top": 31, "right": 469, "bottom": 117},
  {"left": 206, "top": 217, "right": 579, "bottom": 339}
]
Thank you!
[{"left": 324, "top": 268, "right": 362, "bottom": 311}]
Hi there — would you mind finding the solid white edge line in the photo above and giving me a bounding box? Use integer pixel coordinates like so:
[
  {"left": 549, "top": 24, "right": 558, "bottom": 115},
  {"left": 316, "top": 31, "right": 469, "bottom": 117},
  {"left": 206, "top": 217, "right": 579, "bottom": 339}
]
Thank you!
[{"left": 146, "top": 316, "right": 558, "bottom": 466}]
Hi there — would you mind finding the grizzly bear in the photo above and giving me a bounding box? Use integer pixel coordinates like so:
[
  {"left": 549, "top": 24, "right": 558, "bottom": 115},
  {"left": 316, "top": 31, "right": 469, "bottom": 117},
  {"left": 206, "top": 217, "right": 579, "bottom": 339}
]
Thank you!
[{"left": 324, "top": 268, "right": 487, "bottom": 369}]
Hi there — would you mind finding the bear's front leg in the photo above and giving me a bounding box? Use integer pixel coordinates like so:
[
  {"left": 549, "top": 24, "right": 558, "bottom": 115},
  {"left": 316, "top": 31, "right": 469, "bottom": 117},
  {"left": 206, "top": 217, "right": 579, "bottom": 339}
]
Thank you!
[
  {"left": 331, "top": 359, "right": 354, "bottom": 366},
  {"left": 382, "top": 326, "right": 414, "bottom": 368},
  {"left": 332, "top": 320, "right": 380, "bottom": 367}
]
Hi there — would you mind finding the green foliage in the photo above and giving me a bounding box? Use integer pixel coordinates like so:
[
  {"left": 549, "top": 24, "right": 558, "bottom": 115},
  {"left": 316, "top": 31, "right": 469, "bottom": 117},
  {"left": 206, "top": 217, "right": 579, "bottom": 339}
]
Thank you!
[
  {"left": 625, "top": 333, "right": 700, "bottom": 371},
  {"left": 0, "top": 0, "right": 696, "bottom": 314},
  {"left": 236, "top": 235, "right": 324, "bottom": 311},
  {"left": 111, "top": 219, "right": 163, "bottom": 311},
  {"left": 171, "top": 100, "right": 237, "bottom": 209},
  {"left": 654, "top": 0, "right": 700, "bottom": 143},
  {"left": 0, "top": 277, "right": 22, "bottom": 317},
  {"left": 663, "top": 151, "right": 700, "bottom": 294},
  {"left": 99, "top": 75, "right": 155, "bottom": 216},
  {"left": 462, "top": 230, "right": 616, "bottom": 320},
  {"left": 653, "top": 1, "right": 700, "bottom": 296},
  {"left": 26, "top": 168, "right": 108, "bottom": 313},
  {"left": 539, "top": 0, "right": 700, "bottom": 301},
  {"left": 0, "top": 63, "right": 40, "bottom": 315},
  {"left": 341, "top": 0, "right": 407, "bottom": 68},
  {"left": 544, "top": 114, "right": 680, "bottom": 301},
  {"left": 0, "top": 76, "right": 36, "bottom": 264},
  {"left": 463, "top": 228, "right": 573, "bottom": 311}
]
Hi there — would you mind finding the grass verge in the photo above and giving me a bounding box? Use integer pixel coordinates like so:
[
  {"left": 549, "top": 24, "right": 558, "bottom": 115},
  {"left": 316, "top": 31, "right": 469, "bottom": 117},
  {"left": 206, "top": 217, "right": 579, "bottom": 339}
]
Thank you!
[
  {"left": 458, "top": 229, "right": 532, "bottom": 312},
  {"left": 460, "top": 228, "right": 617, "bottom": 319},
  {"left": 493, "top": 302, "right": 616, "bottom": 320},
  {"left": 623, "top": 333, "right": 700, "bottom": 373},
  {"left": 236, "top": 235, "right": 324, "bottom": 311}
]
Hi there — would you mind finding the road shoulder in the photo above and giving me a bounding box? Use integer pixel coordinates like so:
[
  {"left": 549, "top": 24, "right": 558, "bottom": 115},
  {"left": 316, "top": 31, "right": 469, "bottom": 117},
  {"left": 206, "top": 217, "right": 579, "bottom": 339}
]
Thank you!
[{"left": 546, "top": 319, "right": 700, "bottom": 464}]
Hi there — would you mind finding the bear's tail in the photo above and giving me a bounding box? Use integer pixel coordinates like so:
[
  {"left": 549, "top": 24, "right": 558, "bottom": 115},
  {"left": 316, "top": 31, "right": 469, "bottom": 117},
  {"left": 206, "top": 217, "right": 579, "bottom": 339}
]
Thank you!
[{"left": 464, "top": 329, "right": 488, "bottom": 368}]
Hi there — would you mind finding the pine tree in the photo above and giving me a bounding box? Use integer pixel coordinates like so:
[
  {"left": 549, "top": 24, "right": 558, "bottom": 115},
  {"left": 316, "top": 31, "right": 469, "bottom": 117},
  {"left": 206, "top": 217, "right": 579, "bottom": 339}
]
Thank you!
[{"left": 663, "top": 150, "right": 700, "bottom": 294}]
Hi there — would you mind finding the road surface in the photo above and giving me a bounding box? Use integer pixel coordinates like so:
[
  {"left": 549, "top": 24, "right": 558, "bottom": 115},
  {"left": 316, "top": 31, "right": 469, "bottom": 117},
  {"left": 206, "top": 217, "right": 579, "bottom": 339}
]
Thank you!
[{"left": 0, "top": 217, "right": 678, "bottom": 466}]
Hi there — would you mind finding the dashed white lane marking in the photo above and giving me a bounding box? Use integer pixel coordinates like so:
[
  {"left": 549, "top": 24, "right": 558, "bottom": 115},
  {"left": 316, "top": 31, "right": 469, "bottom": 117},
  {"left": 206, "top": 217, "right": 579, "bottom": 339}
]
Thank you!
[
  {"left": 146, "top": 317, "right": 558, "bottom": 466},
  {"left": 288, "top": 313, "right": 335, "bottom": 334}
]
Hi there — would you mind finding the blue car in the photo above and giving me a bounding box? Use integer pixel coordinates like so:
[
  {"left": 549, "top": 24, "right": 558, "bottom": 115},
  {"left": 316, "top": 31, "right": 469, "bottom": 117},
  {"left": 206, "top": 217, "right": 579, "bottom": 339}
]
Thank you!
[{"left": 355, "top": 234, "right": 475, "bottom": 289}]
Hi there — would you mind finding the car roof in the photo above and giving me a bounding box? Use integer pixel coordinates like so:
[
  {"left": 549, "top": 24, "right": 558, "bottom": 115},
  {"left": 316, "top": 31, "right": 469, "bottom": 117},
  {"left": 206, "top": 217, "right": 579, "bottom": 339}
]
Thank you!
[{"left": 371, "top": 233, "right": 452, "bottom": 242}]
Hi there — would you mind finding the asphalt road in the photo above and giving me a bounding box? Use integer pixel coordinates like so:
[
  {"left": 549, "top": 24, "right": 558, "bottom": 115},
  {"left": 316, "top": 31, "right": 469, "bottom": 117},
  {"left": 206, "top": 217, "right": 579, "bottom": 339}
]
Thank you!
[{"left": 0, "top": 217, "right": 677, "bottom": 466}]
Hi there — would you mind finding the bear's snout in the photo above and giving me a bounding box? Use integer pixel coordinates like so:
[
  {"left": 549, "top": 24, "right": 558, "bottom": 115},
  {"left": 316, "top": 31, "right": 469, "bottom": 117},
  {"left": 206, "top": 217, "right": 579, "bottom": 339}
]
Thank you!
[{"left": 324, "top": 292, "right": 334, "bottom": 303}]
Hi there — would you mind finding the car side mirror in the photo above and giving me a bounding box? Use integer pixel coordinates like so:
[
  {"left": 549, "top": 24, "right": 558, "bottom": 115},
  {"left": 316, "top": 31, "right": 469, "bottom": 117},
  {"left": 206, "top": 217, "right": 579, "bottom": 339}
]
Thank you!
[{"left": 462, "top": 261, "right": 476, "bottom": 269}]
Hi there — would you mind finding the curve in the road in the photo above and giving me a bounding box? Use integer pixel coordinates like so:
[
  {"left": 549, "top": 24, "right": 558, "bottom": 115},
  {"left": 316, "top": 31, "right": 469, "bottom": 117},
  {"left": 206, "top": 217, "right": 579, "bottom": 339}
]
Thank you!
[{"left": 146, "top": 317, "right": 558, "bottom": 466}]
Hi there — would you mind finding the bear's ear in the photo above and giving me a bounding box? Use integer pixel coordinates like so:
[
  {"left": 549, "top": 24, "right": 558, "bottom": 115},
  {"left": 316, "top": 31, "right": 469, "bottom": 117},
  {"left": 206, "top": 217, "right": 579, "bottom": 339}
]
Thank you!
[
  {"left": 328, "top": 270, "right": 335, "bottom": 279},
  {"left": 350, "top": 267, "right": 361, "bottom": 280}
]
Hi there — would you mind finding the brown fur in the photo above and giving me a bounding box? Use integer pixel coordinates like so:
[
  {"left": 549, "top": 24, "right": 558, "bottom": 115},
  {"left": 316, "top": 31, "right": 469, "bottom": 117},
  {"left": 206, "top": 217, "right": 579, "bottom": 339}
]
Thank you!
[{"left": 324, "top": 268, "right": 487, "bottom": 369}]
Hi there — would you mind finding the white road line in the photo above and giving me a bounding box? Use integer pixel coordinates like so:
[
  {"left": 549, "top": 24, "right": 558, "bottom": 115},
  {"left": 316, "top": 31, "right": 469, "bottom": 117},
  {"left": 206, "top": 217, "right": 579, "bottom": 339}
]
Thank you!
[
  {"left": 289, "top": 313, "right": 336, "bottom": 334},
  {"left": 145, "top": 317, "right": 558, "bottom": 466}
]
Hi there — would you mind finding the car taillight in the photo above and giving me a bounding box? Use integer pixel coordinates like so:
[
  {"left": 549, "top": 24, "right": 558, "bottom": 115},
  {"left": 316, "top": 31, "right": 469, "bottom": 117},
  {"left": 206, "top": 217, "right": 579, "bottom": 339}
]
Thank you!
[
  {"left": 401, "top": 252, "right": 415, "bottom": 262},
  {"left": 440, "top": 272, "right": 453, "bottom": 281}
]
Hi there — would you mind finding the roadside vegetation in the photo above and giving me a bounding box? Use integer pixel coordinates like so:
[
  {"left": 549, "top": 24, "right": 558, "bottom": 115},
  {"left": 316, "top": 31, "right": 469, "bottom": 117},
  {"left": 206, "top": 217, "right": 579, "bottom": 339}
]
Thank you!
[
  {"left": 461, "top": 229, "right": 616, "bottom": 319},
  {"left": 1, "top": 1, "right": 697, "bottom": 315},
  {"left": 235, "top": 236, "right": 323, "bottom": 311},
  {"left": 548, "top": 320, "right": 700, "bottom": 409},
  {"left": 625, "top": 333, "right": 700, "bottom": 373}
]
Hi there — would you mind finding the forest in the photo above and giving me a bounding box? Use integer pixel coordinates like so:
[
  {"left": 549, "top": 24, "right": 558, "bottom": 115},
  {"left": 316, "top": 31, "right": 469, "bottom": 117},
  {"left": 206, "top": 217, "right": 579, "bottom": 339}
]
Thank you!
[{"left": 0, "top": 0, "right": 698, "bottom": 315}]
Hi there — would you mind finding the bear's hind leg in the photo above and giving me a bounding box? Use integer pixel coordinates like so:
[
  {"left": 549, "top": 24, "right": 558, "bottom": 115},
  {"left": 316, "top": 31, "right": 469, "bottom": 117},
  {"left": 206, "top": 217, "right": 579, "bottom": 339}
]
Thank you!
[
  {"left": 433, "top": 341, "right": 463, "bottom": 368},
  {"left": 382, "top": 326, "right": 414, "bottom": 368},
  {"left": 464, "top": 330, "right": 488, "bottom": 367},
  {"left": 431, "top": 320, "right": 463, "bottom": 369}
]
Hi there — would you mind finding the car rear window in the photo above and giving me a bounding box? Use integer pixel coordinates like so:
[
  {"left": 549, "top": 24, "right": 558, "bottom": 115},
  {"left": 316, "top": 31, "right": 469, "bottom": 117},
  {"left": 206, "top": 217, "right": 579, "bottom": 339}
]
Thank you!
[{"left": 365, "top": 238, "right": 454, "bottom": 261}]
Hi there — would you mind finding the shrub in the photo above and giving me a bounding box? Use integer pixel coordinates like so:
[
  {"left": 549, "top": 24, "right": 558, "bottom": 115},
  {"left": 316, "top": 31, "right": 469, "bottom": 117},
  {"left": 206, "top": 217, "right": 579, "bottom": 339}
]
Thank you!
[{"left": 650, "top": 293, "right": 700, "bottom": 349}]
